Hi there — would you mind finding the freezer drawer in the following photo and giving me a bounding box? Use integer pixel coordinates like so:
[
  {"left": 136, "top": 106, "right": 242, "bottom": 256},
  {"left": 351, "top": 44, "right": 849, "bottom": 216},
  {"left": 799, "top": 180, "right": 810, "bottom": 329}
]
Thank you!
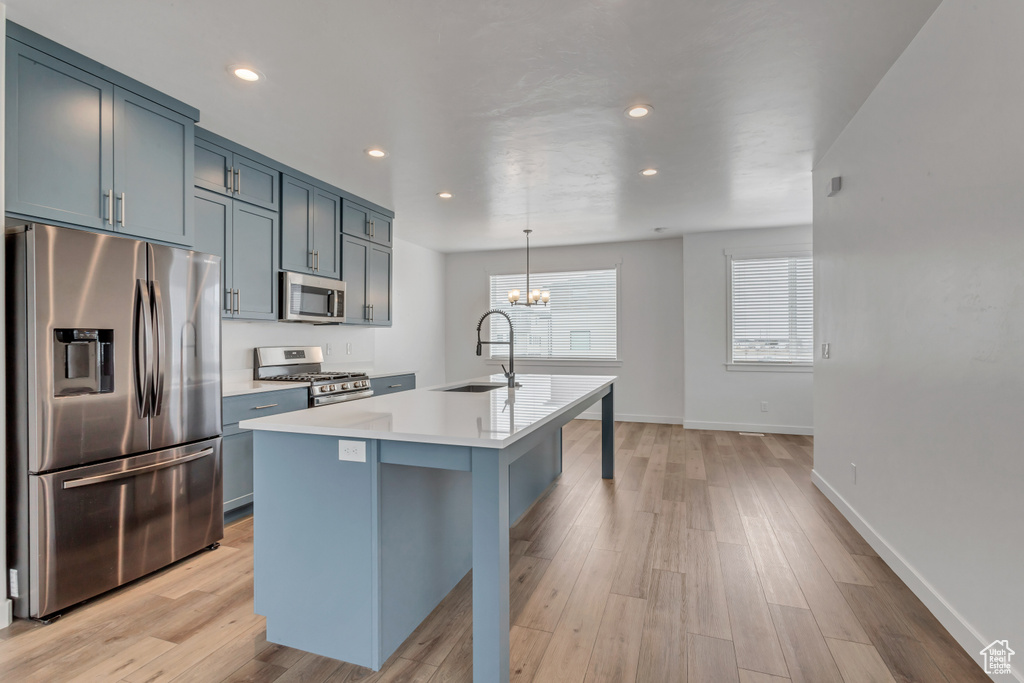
[{"left": 14, "top": 437, "right": 223, "bottom": 619}]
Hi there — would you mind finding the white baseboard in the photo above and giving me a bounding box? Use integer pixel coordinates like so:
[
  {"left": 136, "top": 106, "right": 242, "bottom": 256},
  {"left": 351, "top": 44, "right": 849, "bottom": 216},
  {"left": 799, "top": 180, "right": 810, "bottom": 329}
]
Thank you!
[
  {"left": 576, "top": 412, "right": 685, "bottom": 425},
  {"left": 812, "top": 470, "right": 1021, "bottom": 683},
  {"left": 683, "top": 420, "right": 813, "bottom": 436},
  {"left": 1, "top": 599, "right": 10, "bottom": 630}
]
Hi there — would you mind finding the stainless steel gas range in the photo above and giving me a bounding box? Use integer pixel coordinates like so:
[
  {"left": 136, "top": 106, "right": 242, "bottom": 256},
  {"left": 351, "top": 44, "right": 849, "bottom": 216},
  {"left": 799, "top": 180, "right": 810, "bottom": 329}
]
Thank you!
[{"left": 253, "top": 346, "right": 373, "bottom": 406}]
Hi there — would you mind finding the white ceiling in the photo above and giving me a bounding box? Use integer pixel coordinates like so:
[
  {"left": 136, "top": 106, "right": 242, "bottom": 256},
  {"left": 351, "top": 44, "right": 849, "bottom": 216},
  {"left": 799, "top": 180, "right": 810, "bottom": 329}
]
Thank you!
[{"left": 7, "top": 0, "right": 940, "bottom": 253}]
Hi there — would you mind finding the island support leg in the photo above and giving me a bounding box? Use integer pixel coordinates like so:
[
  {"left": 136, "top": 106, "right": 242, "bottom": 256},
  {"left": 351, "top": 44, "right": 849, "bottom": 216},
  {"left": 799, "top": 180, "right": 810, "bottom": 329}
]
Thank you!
[
  {"left": 602, "top": 385, "right": 615, "bottom": 479},
  {"left": 471, "top": 447, "right": 510, "bottom": 683}
]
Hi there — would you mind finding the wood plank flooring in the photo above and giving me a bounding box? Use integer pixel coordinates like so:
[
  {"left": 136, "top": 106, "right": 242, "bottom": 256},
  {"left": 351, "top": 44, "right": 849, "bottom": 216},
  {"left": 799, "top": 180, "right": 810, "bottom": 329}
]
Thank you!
[{"left": 0, "top": 422, "right": 990, "bottom": 682}]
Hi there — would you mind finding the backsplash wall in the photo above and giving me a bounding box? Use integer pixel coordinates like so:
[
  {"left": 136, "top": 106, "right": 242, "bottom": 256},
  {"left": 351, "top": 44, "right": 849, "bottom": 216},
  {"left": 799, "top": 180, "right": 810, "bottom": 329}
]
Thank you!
[{"left": 221, "top": 320, "right": 376, "bottom": 373}]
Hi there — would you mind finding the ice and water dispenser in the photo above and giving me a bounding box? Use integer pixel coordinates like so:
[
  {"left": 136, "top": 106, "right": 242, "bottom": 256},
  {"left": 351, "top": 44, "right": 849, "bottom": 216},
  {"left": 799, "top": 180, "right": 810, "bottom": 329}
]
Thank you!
[{"left": 53, "top": 329, "right": 114, "bottom": 397}]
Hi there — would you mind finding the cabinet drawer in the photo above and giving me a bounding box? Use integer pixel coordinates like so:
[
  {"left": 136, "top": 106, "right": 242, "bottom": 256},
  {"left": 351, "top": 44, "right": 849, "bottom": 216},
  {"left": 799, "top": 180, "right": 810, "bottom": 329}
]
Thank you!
[
  {"left": 223, "top": 388, "right": 307, "bottom": 426},
  {"left": 370, "top": 374, "right": 415, "bottom": 396}
]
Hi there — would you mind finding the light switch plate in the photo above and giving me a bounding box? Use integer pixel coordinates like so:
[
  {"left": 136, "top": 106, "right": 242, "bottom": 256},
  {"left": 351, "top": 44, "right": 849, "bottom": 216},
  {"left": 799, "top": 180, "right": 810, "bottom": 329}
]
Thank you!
[{"left": 339, "top": 440, "right": 366, "bottom": 463}]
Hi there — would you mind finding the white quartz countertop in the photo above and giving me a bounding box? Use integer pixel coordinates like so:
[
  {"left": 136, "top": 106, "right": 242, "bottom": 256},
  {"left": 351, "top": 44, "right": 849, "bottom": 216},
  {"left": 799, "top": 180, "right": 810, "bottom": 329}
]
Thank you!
[
  {"left": 222, "top": 369, "right": 417, "bottom": 397},
  {"left": 239, "top": 374, "right": 615, "bottom": 448}
]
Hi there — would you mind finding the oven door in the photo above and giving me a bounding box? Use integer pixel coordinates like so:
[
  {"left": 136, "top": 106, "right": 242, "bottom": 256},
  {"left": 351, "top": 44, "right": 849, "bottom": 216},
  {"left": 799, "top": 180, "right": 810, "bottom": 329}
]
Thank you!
[{"left": 280, "top": 272, "right": 346, "bottom": 323}]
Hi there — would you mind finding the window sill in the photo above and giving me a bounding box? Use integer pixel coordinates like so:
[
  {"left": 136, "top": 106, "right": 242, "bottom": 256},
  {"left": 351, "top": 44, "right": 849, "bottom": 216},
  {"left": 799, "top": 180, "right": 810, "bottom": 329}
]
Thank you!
[
  {"left": 486, "top": 358, "right": 624, "bottom": 368},
  {"left": 725, "top": 363, "right": 813, "bottom": 373}
]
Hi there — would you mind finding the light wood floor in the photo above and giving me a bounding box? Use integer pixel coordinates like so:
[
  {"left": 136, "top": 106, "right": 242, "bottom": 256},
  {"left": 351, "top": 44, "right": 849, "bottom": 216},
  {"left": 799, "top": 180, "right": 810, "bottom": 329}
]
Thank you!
[{"left": 0, "top": 421, "right": 988, "bottom": 682}]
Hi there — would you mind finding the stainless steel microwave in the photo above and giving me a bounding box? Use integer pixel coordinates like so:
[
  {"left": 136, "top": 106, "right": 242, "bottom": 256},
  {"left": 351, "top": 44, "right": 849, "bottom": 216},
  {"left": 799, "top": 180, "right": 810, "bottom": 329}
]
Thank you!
[{"left": 280, "top": 271, "right": 346, "bottom": 323}]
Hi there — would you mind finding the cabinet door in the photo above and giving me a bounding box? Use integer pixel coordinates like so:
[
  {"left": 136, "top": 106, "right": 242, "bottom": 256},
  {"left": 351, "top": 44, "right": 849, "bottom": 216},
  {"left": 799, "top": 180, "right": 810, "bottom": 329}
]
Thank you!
[
  {"left": 194, "top": 138, "right": 232, "bottom": 196},
  {"left": 312, "top": 188, "right": 341, "bottom": 279},
  {"left": 232, "top": 202, "right": 279, "bottom": 320},
  {"left": 341, "top": 235, "right": 369, "bottom": 323},
  {"left": 6, "top": 40, "right": 114, "bottom": 230},
  {"left": 233, "top": 154, "right": 279, "bottom": 211},
  {"left": 193, "top": 189, "right": 234, "bottom": 318},
  {"left": 369, "top": 211, "right": 393, "bottom": 247},
  {"left": 367, "top": 244, "right": 392, "bottom": 326},
  {"left": 222, "top": 430, "right": 254, "bottom": 513},
  {"left": 113, "top": 87, "right": 194, "bottom": 246},
  {"left": 280, "top": 174, "right": 314, "bottom": 273},
  {"left": 342, "top": 199, "right": 371, "bottom": 239}
]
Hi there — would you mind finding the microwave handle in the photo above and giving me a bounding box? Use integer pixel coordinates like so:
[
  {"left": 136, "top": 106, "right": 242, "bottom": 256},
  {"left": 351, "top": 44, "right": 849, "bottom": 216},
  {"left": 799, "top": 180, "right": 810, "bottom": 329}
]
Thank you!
[{"left": 331, "top": 290, "right": 340, "bottom": 318}]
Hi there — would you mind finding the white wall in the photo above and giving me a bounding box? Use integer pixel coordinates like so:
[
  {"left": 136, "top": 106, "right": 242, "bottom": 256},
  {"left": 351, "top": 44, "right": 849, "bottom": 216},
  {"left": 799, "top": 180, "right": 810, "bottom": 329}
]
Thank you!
[
  {"left": 683, "top": 226, "right": 814, "bottom": 435},
  {"left": 813, "top": 0, "right": 1024, "bottom": 677},
  {"left": 445, "top": 239, "right": 685, "bottom": 423},
  {"left": 223, "top": 237, "right": 446, "bottom": 388},
  {"left": 373, "top": 238, "right": 446, "bottom": 388}
]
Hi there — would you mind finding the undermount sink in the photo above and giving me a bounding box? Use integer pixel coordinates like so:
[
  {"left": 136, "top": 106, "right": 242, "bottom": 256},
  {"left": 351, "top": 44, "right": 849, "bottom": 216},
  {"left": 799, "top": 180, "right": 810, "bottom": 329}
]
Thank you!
[{"left": 439, "top": 382, "right": 506, "bottom": 393}]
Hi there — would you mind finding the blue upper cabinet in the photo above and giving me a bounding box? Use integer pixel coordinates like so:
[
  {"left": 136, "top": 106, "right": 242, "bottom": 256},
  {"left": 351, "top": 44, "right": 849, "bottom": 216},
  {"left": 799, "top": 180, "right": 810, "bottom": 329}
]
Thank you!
[
  {"left": 5, "top": 41, "right": 114, "bottom": 231},
  {"left": 342, "top": 200, "right": 371, "bottom": 241},
  {"left": 281, "top": 175, "right": 314, "bottom": 273},
  {"left": 281, "top": 174, "right": 341, "bottom": 279},
  {"left": 194, "top": 131, "right": 279, "bottom": 212},
  {"left": 342, "top": 200, "right": 392, "bottom": 248},
  {"left": 194, "top": 187, "right": 278, "bottom": 321},
  {"left": 113, "top": 88, "right": 194, "bottom": 246},
  {"left": 369, "top": 211, "right": 393, "bottom": 248},
  {"left": 5, "top": 26, "right": 199, "bottom": 246}
]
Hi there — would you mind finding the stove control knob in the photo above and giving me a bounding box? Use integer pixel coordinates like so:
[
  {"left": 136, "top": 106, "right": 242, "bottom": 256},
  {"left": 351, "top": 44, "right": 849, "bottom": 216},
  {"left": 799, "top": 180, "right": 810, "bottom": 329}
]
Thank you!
[
  {"left": 330, "top": 385, "right": 337, "bottom": 391},
  {"left": 320, "top": 386, "right": 328, "bottom": 393},
  {"left": 341, "top": 383, "right": 351, "bottom": 390},
  {"left": 360, "top": 381, "right": 368, "bottom": 388}
]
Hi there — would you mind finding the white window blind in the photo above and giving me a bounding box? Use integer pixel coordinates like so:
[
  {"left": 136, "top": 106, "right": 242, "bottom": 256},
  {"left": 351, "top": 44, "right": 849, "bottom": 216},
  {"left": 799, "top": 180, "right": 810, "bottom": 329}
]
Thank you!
[
  {"left": 487, "top": 268, "right": 618, "bottom": 361},
  {"left": 729, "top": 255, "right": 813, "bottom": 364}
]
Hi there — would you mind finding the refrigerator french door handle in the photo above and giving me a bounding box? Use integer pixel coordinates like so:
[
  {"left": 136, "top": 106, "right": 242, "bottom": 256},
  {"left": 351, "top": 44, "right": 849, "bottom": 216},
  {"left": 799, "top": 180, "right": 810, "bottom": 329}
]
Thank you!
[
  {"left": 61, "top": 447, "right": 215, "bottom": 489},
  {"left": 133, "top": 279, "right": 154, "bottom": 418},
  {"left": 150, "top": 280, "right": 166, "bottom": 416}
]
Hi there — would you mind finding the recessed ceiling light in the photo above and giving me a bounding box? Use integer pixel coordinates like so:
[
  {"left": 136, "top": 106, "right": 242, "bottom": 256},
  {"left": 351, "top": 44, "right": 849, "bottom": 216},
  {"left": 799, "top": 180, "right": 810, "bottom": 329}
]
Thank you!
[
  {"left": 437, "top": 192, "right": 453, "bottom": 199},
  {"left": 640, "top": 168, "right": 658, "bottom": 176},
  {"left": 365, "top": 148, "right": 388, "bottom": 158},
  {"left": 625, "top": 104, "right": 653, "bottom": 119},
  {"left": 228, "top": 65, "right": 264, "bottom": 82}
]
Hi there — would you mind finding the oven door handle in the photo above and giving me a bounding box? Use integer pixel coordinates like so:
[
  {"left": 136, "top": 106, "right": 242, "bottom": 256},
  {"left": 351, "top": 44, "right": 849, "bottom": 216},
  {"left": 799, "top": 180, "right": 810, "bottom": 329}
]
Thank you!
[{"left": 62, "top": 448, "right": 214, "bottom": 489}]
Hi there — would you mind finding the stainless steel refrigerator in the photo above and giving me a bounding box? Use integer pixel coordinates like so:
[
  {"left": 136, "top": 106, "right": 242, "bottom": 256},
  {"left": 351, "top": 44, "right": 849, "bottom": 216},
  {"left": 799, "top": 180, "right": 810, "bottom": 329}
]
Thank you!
[{"left": 6, "top": 223, "right": 223, "bottom": 620}]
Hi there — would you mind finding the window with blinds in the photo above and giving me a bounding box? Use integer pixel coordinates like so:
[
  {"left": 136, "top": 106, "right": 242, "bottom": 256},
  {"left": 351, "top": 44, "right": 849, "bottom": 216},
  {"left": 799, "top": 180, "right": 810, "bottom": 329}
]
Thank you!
[
  {"left": 487, "top": 268, "right": 618, "bottom": 361},
  {"left": 729, "top": 255, "right": 813, "bottom": 365}
]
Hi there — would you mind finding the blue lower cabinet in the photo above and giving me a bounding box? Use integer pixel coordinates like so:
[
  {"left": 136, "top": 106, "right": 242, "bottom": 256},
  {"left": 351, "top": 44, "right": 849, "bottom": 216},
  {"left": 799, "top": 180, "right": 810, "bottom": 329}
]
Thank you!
[
  {"left": 370, "top": 374, "right": 415, "bottom": 396},
  {"left": 222, "top": 388, "right": 308, "bottom": 515},
  {"left": 223, "top": 430, "right": 254, "bottom": 512}
]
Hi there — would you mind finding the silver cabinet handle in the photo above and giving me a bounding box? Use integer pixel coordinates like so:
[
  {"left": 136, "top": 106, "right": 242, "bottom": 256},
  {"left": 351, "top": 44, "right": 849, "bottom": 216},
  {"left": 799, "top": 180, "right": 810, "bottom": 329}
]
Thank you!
[
  {"left": 314, "top": 250, "right": 319, "bottom": 272},
  {"left": 388, "top": 384, "right": 402, "bottom": 389},
  {"left": 233, "top": 289, "right": 240, "bottom": 314},
  {"left": 253, "top": 403, "right": 279, "bottom": 410},
  {"left": 119, "top": 192, "right": 126, "bottom": 227},
  {"left": 106, "top": 190, "right": 114, "bottom": 225},
  {"left": 369, "top": 303, "right": 374, "bottom": 321},
  {"left": 63, "top": 447, "right": 214, "bottom": 489},
  {"left": 227, "top": 166, "right": 234, "bottom": 192},
  {"left": 225, "top": 289, "right": 233, "bottom": 314},
  {"left": 236, "top": 168, "right": 241, "bottom": 194}
]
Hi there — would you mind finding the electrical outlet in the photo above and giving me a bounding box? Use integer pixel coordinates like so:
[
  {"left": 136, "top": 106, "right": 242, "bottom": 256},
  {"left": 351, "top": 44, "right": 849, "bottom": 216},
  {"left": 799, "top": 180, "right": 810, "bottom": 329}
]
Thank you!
[
  {"left": 339, "top": 440, "right": 366, "bottom": 463},
  {"left": 851, "top": 463, "right": 857, "bottom": 484},
  {"left": 325, "top": 343, "right": 333, "bottom": 356},
  {"left": 346, "top": 343, "right": 352, "bottom": 355},
  {"left": 760, "top": 401, "right": 769, "bottom": 412},
  {"left": 822, "top": 343, "right": 830, "bottom": 359}
]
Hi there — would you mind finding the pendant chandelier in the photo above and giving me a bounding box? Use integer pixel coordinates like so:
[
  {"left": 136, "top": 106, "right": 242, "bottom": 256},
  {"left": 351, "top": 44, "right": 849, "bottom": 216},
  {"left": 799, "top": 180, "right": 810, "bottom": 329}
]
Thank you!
[{"left": 507, "top": 229, "right": 549, "bottom": 306}]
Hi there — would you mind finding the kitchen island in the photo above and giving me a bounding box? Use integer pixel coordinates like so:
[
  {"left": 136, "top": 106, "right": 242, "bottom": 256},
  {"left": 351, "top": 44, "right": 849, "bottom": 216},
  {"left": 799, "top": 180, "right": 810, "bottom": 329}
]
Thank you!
[{"left": 240, "top": 373, "right": 615, "bottom": 683}]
